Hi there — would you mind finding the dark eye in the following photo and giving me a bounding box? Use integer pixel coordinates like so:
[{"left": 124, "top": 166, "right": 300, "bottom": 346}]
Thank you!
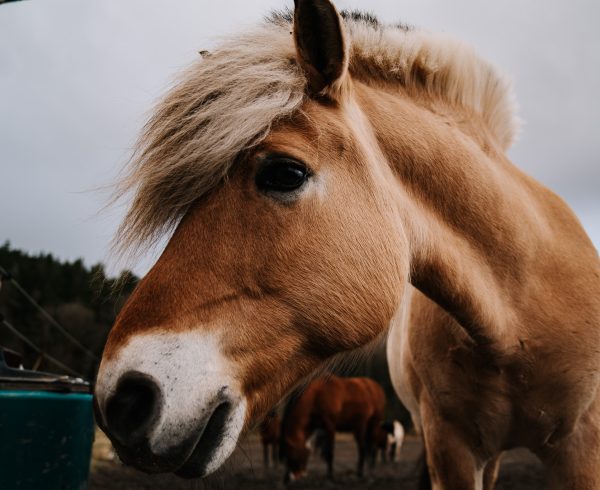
[{"left": 255, "top": 157, "right": 310, "bottom": 194}]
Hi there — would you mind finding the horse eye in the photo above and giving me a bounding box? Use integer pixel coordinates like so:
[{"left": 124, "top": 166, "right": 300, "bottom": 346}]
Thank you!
[{"left": 255, "top": 158, "right": 310, "bottom": 194}]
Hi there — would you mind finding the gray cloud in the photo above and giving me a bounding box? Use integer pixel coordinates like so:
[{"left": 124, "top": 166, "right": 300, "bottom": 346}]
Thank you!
[{"left": 0, "top": 0, "right": 598, "bottom": 275}]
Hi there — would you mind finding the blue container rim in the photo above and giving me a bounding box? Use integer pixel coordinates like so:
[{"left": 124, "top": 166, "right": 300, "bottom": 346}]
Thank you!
[{"left": 0, "top": 390, "right": 93, "bottom": 400}]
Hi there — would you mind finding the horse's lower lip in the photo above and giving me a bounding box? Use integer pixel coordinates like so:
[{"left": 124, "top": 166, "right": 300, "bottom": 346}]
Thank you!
[{"left": 174, "top": 401, "right": 233, "bottom": 478}]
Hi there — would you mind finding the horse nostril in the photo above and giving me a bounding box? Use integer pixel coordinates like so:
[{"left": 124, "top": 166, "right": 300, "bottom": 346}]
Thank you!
[{"left": 105, "top": 372, "right": 162, "bottom": 446}]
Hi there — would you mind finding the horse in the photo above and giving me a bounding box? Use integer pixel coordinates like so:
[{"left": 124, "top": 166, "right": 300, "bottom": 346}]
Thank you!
[
  {"left": 374, "top": 420, "right": 405, "bottom": 463},
  {"left": 279, "top": 375, "right": 385, "bottom": 480},
  {"left": 259, "top": 410, "right": 280, "bottom": 469},
  {"left": 93, "top": 0, "right": 600, "bottom": 486}
]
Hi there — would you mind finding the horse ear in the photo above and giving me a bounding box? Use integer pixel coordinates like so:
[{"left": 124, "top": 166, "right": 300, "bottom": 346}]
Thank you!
[{"left": 293, "top": 0, "right": 349, "bottom": 99}]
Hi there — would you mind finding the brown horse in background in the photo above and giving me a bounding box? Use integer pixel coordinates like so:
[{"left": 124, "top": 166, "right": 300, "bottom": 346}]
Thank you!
[
  {"left": 374, "top": 420, "right": 405, "bottom": 463},
  {"left": 259, "top": 410, "right": 280, "bottom": 469},
  {"left": 280, "top": 375, "right": 385, "bottom": 481}
]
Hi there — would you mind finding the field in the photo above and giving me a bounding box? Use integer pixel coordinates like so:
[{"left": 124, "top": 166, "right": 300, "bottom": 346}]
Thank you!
[{"left": 89, "top": 430, "right": 545, "bottom": 490}]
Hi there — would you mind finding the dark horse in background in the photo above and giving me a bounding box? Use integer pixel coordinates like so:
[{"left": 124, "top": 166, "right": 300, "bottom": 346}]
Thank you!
[
  {"left": 375, "top": 420, "right": 405, "bottom": 463},
  {"left": 280, "top": 375, "right": 386, "bottom": 481}
]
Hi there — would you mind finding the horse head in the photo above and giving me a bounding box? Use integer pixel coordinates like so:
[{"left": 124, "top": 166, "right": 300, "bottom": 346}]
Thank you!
[
  {"left": 95, "top": 0, "right": 408, "bottom": 477},
  {"left": 282, "top": 437, "right": 311, "bottom": 482}
]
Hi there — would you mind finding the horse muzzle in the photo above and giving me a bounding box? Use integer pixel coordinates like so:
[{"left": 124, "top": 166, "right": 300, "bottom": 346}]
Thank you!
[{"left": 94, "top": 331, "right": 247, "bottom": 477}]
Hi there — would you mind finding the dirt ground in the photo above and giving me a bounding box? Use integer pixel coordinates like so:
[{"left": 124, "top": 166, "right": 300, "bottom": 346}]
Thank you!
[{"left": 89, "top": 429, "right": 545, "bottom": 490}]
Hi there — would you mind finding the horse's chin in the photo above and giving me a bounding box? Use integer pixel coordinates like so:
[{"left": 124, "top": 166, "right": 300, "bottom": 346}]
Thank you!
[{"left": 175, "top": 399, "right": 247, "bottom": 478}]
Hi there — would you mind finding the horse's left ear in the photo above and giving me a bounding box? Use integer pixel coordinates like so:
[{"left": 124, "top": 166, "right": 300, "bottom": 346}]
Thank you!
[{"left": 293, "top": 0, "right": 349, "bottom": 99}]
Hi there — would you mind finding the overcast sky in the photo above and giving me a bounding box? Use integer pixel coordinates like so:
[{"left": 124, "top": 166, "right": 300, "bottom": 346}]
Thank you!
[{"left": 1, "top": 0, "right": 598, "bottom": 276}]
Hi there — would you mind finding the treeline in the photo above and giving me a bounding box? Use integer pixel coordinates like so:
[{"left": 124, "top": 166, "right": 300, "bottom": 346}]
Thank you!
[{"left": 0, "top": 242, "right": 137, "bottom": 380}]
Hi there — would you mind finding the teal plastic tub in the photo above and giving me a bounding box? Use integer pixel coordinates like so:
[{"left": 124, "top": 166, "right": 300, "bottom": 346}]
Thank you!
[{"left": 0, "top": 353, "right": 94, "bottom": 490}]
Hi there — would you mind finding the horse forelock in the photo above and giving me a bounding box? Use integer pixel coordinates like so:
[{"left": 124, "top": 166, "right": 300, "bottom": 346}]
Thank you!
[{"left": 113, "top": 10, "right": 519, "bottom": 258}]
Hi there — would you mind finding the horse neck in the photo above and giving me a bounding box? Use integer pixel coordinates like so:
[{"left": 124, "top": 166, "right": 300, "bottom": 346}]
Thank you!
[
  {"left": 354, "top": 81, "right": 600, "bottom": 350},
  {"left": 283, "top": 389, "right": 315, "bottom": 443}
]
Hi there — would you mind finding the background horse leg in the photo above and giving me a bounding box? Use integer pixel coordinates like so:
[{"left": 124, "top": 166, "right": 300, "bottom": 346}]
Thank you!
[
  {"left": 272, "top": 442, "right": 279, "bottom": 468},
  {"left": 421, "top": 402, "right": 483, "bottom": 490},
  {"left": 387, "top": 441, "right": 395, "bottom": 462},
  {"left": 321, "top": 428, "right": 336, "bottom": 480},
  {"left": 262, "top": 442, "right": 269, "bottom": 469},
  {"left": 366, "top": 418, "right": 379, "bottom": 473},
  {"left": 354, "top": 430, "right": 367, "bottom": 478}
]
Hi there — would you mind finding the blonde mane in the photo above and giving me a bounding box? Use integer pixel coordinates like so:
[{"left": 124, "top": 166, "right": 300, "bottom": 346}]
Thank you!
[{"left": 115, "top": 11, "right": 519, "bottom": 255}]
